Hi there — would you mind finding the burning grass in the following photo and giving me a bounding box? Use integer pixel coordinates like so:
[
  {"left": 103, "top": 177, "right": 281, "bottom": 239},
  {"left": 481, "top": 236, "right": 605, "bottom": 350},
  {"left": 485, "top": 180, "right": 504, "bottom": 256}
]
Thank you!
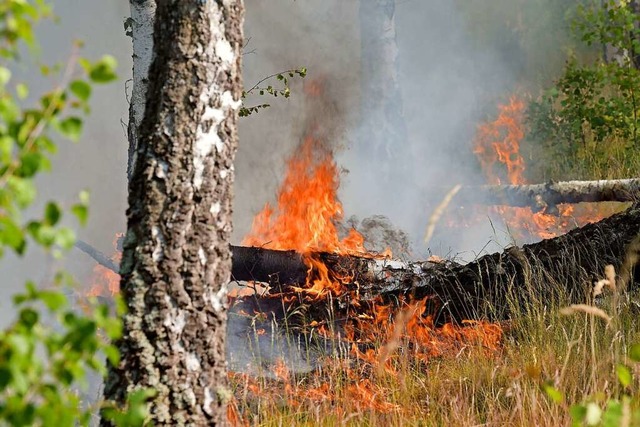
[
  {"left": 229, "top": 256, "right": 640, "bottom": 426},
  {"left": 226, "top": 93, "right": 640, "bottom": 425}
]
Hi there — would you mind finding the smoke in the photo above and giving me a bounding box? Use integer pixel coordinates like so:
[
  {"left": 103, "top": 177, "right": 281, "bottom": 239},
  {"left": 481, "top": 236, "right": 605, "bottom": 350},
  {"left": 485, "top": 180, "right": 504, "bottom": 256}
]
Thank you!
[
  {"left": 0, "top": 0, "right": 579, "bottom": 377},
  {"left": 237, "top": 1, "right": 547, "bottom": 261}
]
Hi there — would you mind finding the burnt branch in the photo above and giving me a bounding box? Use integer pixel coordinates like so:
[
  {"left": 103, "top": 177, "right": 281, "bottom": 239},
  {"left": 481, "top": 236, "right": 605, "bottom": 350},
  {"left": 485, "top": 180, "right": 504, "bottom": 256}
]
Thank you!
[{"left": 74, "top": 240, "right": 120, "bottom": 273}]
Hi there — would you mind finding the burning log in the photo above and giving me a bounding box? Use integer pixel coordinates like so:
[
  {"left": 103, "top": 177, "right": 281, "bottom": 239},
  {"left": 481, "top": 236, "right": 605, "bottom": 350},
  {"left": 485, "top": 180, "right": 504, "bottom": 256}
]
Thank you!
[
  {"left": 77, "top": 204, "right": 640, "bottom": 322},
  {"left": 75, "top": 240, "right": 307, "bottom": 285},
  {"left": 458, "top": 179, "right": 640, "bottom": 212},
  {"left": 233, "top": 203, "right": 640, "bottom": 323}
]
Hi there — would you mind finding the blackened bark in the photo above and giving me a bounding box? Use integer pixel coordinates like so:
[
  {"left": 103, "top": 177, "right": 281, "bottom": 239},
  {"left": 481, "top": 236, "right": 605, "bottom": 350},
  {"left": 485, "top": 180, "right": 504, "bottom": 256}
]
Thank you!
[{"left": 103, "top": 0, "right": 244, "bottom": 425}]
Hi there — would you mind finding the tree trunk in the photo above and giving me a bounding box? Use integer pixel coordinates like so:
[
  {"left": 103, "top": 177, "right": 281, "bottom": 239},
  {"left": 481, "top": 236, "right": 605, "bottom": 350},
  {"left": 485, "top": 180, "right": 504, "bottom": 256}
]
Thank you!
[
  {"left": 358, "top": 0, "right": 412, "bottom": 190},
  {"left": 102, "top": 1, "right": 244, "bottom": 425},
  {"left": 126, "top": 0, "right": 156, "bottom": 182}
]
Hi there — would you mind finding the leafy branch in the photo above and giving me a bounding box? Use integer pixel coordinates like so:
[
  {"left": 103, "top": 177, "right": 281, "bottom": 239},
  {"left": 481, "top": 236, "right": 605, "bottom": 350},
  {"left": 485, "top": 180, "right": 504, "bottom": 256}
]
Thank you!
[{"left": 239, "top": 67, "right": 307, "bottom": 117}]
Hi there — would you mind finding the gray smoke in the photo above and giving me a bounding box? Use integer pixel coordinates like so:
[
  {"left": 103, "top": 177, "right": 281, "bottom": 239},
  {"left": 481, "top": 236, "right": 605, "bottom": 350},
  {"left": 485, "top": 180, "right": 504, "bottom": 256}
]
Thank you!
[{"left": 0, "top": 1, "right": 577, "bottom": 377}]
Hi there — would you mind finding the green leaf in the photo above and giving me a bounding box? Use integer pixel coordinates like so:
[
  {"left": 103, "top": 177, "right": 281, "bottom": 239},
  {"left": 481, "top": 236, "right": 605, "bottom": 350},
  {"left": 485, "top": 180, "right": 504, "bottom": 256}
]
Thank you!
[
  {"left": 18, "top": 152, "right": 50, "bottom": 177},
  {"left": 0, "top": 67, "right": 11, "bottom": 86},
  {"left": 28, "top": 222, "right": 56, "bottom": 247},
  {"left": 54, "top": 227, "right": 75, "bottom": 250},
  {"left": 616, "top": 364, "right": 632, "bottom": 387},
  {"left": 104, "top": 344, "right": 120, "bottom": 367},
  {"left": 88, "top": 55, "right": 118, "bottom": 83},
  {"left": 38, "top": 290, "right": 67, "bottom": 312},
  {"left": 16, "top": 83, "right": 28, "bottom": 100},
  {"left": 58, "top": 117, "right": 83, "bottom": 142},
  {"left": 71, "top": 204, "right": 88, "bottom": 226},
  {"left": 69, "top": 80, "right": 91, "bottom": 102},
  {"left": 0, "top": 136, "right": 13, "bottom": 164},
  {"left": 543, "top": 383, "right": 564, "bottom": 403},
  {"left": 602, "top": 399, "right": 623, "bottom": 427},
  {"left": 8, "top": 176, "right": 36, "bottom": 208},
  {"left": 629, "top": 343, "right": 640, "bottom": 362},
  {"left": 0, "top": 367, "right": 12, "bottom": 389},
  {"left": 18, "top": 308, "right": 38, "bottom": 330},
  {"left": 0, "top": 217, "right": 26, "bottom": 254},
  {"left": 78, "top": 189, "right": 90, "bottom": 205},
  {"left": 44, "top": 202, "right": 62, "bottom": 226}
]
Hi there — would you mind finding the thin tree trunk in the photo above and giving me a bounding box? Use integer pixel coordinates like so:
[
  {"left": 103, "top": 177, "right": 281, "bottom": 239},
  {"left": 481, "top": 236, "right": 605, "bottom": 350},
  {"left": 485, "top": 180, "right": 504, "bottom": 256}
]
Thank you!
[
  {"left": 358, "top": 0, "right": 410, "bottom": 181},
  {"left": 102, "top": 1, "right": 244, "bottom": 425},
  {"left": 126, "top": 0, "right": 156, "bottom": 182}
]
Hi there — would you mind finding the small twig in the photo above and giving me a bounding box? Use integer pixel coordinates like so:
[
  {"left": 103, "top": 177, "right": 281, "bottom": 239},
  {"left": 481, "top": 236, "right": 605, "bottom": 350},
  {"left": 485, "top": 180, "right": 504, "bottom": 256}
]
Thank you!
[
  {"left": 244, "top": 69, "right": 299, "bottom": 96},
  {"left": 74, "top": 239, "right": 120, "bottom": 273}
]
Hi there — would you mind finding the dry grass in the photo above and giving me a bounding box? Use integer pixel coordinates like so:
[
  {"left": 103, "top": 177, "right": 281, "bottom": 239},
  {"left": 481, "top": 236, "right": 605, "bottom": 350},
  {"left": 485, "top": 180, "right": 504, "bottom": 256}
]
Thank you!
[{"left": 229, "top": 250, "right": 640, "bottom": 426}]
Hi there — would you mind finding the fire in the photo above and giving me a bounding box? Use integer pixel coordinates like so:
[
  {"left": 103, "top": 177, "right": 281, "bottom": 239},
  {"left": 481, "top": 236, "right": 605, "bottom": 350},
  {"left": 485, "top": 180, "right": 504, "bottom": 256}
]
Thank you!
[
  {"left": 473, "top": 96, "right": 611, "bottom": 241},
  {"left": 234, "top": 79, "right": 504, "bottom": 419},
  {"left": 86, "top": 233, "right": 122, "bottom": 297},
  {"left": 242, "top": 133, "right": 369, "bottom": 298},
  {"left": 243, "top": 136, "right": 365, "bottom": 255}
]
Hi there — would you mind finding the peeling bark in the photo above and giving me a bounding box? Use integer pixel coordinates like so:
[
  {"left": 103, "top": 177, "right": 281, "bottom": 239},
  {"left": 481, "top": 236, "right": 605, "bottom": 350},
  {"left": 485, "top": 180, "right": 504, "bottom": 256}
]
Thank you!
[{"left": 103, "top": 0, "right": 244, "bottom": 425}]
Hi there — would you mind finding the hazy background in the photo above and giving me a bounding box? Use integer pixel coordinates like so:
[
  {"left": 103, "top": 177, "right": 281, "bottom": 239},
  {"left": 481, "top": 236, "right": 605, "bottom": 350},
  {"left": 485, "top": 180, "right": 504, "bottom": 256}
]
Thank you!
[{"left": 0, "top": 1, "right": 576, "bottom": 325}]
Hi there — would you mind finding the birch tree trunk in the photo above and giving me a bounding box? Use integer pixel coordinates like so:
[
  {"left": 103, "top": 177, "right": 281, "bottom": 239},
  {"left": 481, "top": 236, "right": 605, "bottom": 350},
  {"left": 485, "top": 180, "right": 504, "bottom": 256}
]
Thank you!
[
  {"left": 103, "top": 1, "right": 244, "bottom": 425},
  {"left": 358, "top": 0, "right": 409, "bottom": 179},
  {"left": 126, "top": 0, "right": 156, "bottom": 181}
]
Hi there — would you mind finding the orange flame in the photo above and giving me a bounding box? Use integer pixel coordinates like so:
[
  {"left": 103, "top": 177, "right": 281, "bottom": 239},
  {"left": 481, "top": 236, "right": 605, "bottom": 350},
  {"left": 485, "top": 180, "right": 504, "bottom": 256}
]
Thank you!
[
  {"left": 473, "top": 96, "right": 611, "bottom": 240},
  {"left": 86, "top": 233, "right": 122, "bottom": 297},
  {"left": 234, "top": 79, "right": 504, "bottom": 417},
  {"left": 242, "top": 133, "right": 368, "bottom": 298},
  {"left": 243, "top": 136, "right": 365, "bottom": 255}
]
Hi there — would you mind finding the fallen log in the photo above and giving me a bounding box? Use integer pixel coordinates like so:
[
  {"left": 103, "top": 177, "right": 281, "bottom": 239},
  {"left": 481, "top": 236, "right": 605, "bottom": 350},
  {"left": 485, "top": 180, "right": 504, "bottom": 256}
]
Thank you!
[
  {"left": 230, "top": 203, "right": 640, "bottom": 323},
  {"left": 458, "top": 179, "right": 640, "bottom": 213},
  {"left": 77, "top": 204, "right": 640, "bottom": 322},
  {"left": 75, "top": 240, "right": 308, "bottom": 285}
]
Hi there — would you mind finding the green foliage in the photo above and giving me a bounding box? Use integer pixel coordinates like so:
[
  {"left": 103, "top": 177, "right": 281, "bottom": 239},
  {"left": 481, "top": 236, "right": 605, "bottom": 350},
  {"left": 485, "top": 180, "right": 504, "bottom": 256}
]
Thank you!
[
  {"left": 0, "top": 0, "right": 53, "bottom": 59},
  {"left": 0, "top": 278, "right": 123, "bottom": 426},
  {"left": 239, "top": 67, "right": 307, "bottom": 117},
  {"left": 0, "top": 1, "right": 151, "bottom": 425},
  {"left": 559, "top": 345, "right": 640, "bottom": 427},
  {"left": 527, "top": 0, "right": 640, "bottom": 180}
]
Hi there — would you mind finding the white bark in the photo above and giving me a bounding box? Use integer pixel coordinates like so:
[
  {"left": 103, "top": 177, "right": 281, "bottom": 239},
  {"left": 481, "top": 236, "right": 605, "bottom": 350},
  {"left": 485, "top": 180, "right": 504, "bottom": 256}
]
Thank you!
[{"left": 127, "top": 0, "right": 156, "bottom": 181}]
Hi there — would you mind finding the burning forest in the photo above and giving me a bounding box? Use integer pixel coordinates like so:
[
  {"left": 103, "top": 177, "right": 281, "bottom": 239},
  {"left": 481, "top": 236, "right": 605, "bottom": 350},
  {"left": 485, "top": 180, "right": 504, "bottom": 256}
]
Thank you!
[
  {"left": 4, "top": 1, "right": 640, "bottom": 426},
  {"left": 79, "top": 82, "right": 640, "bottom": 424}
]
